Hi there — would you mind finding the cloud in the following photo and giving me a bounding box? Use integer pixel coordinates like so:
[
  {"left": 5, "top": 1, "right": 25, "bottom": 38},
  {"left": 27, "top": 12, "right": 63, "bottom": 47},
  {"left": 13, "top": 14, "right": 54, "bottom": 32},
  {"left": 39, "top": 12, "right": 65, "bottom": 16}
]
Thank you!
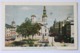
[{"left": 19, "top": 7, "right": 33, "bottom": 11}]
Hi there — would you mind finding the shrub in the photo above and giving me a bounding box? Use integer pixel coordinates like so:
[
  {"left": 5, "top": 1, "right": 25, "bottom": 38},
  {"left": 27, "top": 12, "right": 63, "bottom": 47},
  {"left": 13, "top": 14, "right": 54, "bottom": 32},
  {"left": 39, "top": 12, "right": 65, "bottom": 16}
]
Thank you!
[{"left": 12, "top": 41, "right": 26, "bottom": 46}]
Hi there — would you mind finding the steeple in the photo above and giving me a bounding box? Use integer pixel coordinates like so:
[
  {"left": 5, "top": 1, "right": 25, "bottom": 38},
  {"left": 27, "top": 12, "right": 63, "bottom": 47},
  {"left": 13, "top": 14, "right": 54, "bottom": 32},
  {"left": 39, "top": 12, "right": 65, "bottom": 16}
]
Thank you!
[
  {"left": 54, "top": 19, "right": 56, "bottom": 24},
  {"left": 42, "top": 6, "right": 47, "bottom": 18},
  {"left": 42, "top": 6, "right": 47, "bottom": 22},
  {"left": 11, "top": 18, "right": 16, "bottom": 27},
  {"left": 53, "top": 19, "right": 56, "bottom": 28}
]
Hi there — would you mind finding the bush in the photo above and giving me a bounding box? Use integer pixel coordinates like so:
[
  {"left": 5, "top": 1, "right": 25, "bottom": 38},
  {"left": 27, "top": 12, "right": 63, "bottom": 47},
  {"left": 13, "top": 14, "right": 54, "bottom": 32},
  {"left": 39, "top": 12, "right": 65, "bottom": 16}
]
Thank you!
[
  {"left": 22, "top": 39, "right": 38, "bottom": 41},
  {"left": 12, "top": 41, "right": 26, "bottom": 46},
  {"left": 22, "top": 39, "right": 35, "bottom": 46},
  {"left": 11, "top": 39, "right": 38, "bottom": 46}
]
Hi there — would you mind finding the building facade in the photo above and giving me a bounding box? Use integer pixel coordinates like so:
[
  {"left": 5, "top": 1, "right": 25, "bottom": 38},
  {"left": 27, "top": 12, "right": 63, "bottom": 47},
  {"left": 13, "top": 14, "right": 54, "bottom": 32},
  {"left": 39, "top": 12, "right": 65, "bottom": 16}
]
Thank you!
[
  {"left": 31, "top": 6, "right": 49, "bottom": 42},
  {"left": 5, "top": 20, "right": 18, "bottom": 40}
]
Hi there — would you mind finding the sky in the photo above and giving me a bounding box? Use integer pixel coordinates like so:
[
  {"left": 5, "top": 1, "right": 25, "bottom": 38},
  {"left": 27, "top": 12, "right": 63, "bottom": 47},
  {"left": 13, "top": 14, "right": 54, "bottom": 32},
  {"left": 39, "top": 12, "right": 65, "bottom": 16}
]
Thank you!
[{"left": 5, "top": 5, "right": 74, "bottom": 28}]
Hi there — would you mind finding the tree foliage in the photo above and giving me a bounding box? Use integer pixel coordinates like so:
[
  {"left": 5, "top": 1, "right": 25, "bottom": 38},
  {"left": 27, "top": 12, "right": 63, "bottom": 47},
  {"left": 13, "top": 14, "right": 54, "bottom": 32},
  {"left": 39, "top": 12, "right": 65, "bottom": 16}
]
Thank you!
[{"left": 16, "top": 18, "right": 41, "bottom": 38}]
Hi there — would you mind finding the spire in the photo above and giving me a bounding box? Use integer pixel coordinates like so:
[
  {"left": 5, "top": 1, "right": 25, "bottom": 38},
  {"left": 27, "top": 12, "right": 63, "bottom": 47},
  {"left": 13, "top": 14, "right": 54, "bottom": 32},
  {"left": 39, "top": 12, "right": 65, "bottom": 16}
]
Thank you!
[
  {"left": 53, "top": 19, "right": 56, "bottom": 27},
  {"left": 42, "top": 6, "right": 47, "bottom": 18},
  {"left": 54, "top": 19, "right": 56, "bottom": 24},
  {"left": 11, "top": 18, "right": 16, "bottom": 27},
  {"left": 42, "top": 6, "right": 47, "bottom": 22},
  {"left": 12, "top": 18, "right": 15, "bottom": 24},
  {"left": 44, "top": 6, "right": 46, "bottom": 11}
]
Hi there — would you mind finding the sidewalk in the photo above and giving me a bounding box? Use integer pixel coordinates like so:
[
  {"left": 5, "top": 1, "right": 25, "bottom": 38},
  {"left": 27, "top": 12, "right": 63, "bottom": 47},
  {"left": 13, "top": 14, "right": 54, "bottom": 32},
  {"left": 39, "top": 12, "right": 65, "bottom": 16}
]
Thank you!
[{"left": 53, "top": 42, "right": 74, "bottom": 47}]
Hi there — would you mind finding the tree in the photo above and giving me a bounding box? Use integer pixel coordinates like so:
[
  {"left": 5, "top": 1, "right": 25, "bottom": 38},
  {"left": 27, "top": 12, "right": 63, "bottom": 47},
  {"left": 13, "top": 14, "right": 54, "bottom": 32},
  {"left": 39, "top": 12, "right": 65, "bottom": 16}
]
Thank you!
[
  {"left": 31, "top": 23, "right": 41, "bottom": 39},
  {"left": 16, "top": 18, "right": 32, "bottom": 39},
  {"left": 16, "top": 18, "right": 41, "bottom": 39},
  {"left": 49, "top": 26, "right": 54, "bottom": 33}
]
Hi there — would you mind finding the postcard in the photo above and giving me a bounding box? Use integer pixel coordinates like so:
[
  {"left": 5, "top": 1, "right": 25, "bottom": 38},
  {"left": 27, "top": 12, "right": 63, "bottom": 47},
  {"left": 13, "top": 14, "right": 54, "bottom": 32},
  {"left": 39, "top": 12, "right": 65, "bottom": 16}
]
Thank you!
[{"left": 2, "top": 2, "right": 77, "bottom": 50}]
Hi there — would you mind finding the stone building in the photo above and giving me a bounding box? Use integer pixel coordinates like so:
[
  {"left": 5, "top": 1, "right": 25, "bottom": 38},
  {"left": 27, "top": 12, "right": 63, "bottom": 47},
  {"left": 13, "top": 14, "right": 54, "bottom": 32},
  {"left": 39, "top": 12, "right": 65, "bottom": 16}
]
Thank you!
[
  {"left": 5, "top": 20, "right": 18, "bottom": 40},
  {"left": 31, "top": 6, "right": 49, "bottom": 42}
]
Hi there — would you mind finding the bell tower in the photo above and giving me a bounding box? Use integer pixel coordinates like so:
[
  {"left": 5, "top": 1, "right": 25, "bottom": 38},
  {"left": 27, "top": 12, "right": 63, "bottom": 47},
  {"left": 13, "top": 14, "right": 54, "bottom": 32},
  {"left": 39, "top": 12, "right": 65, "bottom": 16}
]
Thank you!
[
  {"left": 42, "top": 6, "right": 47, "bottom": 22},
  {"left": 41, "top": 6, "right": 48, "bottom": 41}
]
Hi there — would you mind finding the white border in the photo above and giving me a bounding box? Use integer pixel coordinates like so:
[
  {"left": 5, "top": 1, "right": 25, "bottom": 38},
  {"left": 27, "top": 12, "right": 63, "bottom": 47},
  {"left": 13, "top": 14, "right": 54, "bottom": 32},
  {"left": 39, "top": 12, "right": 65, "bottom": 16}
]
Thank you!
[{"left": 1, "top": 2, "right": 78, "bottom": 50}]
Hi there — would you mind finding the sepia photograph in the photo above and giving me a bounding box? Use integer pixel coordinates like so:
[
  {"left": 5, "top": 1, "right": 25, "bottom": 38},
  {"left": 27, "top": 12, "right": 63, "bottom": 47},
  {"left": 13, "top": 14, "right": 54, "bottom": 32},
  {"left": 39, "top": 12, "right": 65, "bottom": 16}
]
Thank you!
[{"left": 3, "top": 2, "right": 77, "bottom": 50}]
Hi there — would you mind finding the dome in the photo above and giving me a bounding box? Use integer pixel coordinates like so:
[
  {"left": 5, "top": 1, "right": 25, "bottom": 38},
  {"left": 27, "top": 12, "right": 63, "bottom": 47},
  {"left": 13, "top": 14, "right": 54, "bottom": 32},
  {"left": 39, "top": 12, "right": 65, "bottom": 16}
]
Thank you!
[
  {"left": 12, "top": 21, "right": 15, "bottom": 24},
  {"left": 31, "top": 15, "right": 36, "bottom": 17}
]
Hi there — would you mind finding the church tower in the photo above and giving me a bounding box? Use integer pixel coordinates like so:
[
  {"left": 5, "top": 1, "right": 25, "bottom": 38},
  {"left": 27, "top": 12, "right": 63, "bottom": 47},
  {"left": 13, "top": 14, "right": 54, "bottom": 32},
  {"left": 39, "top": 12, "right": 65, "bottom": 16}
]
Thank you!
[
  {"left": 42, "top": 6, "right": 47, "bottom": 22},
  {"left": 31, "top": 15, "right": 36, "bottom": 23},
  {"left": 41, "top": 6, "right": 49, "bottom": 41},
  {"left": 11, "top": 18, "right": 16, "bottom": 27}
]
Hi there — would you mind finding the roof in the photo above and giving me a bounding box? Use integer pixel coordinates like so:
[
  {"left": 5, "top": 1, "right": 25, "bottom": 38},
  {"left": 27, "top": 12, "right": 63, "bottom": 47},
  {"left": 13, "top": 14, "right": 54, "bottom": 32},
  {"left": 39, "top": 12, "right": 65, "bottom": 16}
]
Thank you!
[
  {"left": 12, "top": 21, "right": 15, "bottom": 24},
  {"left": 5, "top": 24, "right": 15, "bottom": 28},
  {"left": 31, "top": 15, "right": 36, "bottom": 17}
]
